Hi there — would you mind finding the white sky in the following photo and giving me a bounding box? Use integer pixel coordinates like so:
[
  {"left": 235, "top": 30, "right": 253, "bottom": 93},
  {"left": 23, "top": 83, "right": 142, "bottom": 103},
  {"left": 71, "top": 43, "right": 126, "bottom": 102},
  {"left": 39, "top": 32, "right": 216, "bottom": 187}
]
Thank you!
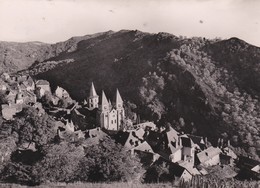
[{"left": 0, "top": 0, "right": 259, "bottom": 47}]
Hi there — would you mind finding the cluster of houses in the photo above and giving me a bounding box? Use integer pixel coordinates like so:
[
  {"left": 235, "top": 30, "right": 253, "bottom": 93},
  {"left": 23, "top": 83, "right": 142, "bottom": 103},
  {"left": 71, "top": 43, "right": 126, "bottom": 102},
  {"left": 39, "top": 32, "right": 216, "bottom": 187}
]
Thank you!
[
  {"left": 113, "top": 123, "right": 241, "bottom": 181},
  {"left": 0, "top": 73, "right": 72, "bottom": 120},
  {"left": 0, "top": 73, "right": 38, "bottom": 120},
  {"left": 0, "top": 73, "right": 259, "bottom": 182}
]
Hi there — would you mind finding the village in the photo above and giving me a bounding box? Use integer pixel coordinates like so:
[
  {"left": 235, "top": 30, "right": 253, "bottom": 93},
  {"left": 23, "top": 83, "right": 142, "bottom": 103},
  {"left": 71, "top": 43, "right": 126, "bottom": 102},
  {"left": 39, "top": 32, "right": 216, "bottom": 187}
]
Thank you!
[{"left": 0, "top": 72, "right": 259, "bottom": 182}]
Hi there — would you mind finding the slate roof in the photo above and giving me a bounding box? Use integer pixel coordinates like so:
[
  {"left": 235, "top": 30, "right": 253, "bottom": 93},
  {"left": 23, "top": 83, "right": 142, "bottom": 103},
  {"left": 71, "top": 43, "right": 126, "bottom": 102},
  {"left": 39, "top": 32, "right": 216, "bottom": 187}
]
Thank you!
[
  {"left": 114, "top": 131, "right": 130, "bottom": 145},
  {"left": 197, "top": 146, "right": 222, "bottom": 163},
  {"left": 146, "top": 130, "right": 164, "bottom": 152},
  {"left": 181, "top": 137, "right": 192, "bottom": 147},
  {"left": 132, "top": 141, "right": 154, "bottom": 153},
  {"left": 134, "top": 122, "right": 156, "bottom": 130},
  {"left": 89, "top": 82, "right": 98, "bottom": 97},
  {"left": 36, "top": 80, "right": 50, "bottom": 86},
  {"left": 238, "top": 156, "right": 260, "bottom": 169},
  {"left": 188, "top": 134, "right": 205, "bottom": 145},
  {"left": 166, "top": 127, "right": 179, "bottom": 147},
  {"left": 154, "top": 156, "right": 192, "bottom": 178},
  {"left": 86, "top": 127, "right": 107, "bottom": 139}
]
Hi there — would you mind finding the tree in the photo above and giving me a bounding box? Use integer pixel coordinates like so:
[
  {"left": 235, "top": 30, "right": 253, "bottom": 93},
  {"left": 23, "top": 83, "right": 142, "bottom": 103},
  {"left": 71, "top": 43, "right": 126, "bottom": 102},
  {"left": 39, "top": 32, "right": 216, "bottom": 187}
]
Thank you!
[
  {"left": 144, "top": 162, "right": 170, "bottom": 183},
  {"left": 139, "top": 73, "right": 166, "bottom": 122},
  {"left": 0, "top": 91, "right": 7, "bottom": 104},
  {"left": 12, "top": 106, "right": 56, "bottom": 149},
  {"left": 32, "top": 142, "right": 85, "bottom": 183},
  {"left": 1, "top": 162, "right": 34, "bottom": 185},
  {"left": 77, "top": 137, "right": 144, "bottom": 183},
  {"left": 0, "top": 137, "right": 17, "bottom": 172}
]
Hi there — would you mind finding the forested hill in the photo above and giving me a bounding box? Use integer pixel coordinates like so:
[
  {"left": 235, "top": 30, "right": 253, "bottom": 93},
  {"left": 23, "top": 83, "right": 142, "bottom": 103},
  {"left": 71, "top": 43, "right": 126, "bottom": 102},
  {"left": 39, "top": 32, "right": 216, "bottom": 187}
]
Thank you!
[
  {"left": 1, "top": 30, "right": 260, "bottom": 159},
  {"left": 0, "top": 31, "right": 114, "bottom": 73}
]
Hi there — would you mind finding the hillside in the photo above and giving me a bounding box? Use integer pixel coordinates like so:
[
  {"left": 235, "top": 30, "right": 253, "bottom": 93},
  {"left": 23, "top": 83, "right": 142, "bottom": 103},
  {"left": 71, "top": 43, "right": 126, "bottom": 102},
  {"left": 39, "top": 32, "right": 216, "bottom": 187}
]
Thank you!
[
  {"left": 1, "top": 30, "right": 260, "bottom": 159},
  {"left": 0, "top": 31, "right": 114, "bottom": 73}
]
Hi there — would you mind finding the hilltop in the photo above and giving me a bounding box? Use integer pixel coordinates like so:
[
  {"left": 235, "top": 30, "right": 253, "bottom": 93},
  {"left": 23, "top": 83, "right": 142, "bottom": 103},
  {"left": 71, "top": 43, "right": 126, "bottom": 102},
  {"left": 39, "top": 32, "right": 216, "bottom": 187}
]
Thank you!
[{"left": 0, "top": 30, "right": 259, "bottom": 159}]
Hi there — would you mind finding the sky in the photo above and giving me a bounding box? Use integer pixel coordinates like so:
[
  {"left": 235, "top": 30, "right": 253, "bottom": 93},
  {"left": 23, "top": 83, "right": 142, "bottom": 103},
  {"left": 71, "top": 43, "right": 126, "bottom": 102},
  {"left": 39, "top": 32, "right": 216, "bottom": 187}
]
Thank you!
[{"left": 0, "top": 0, "right": 260, "bottom": 47}]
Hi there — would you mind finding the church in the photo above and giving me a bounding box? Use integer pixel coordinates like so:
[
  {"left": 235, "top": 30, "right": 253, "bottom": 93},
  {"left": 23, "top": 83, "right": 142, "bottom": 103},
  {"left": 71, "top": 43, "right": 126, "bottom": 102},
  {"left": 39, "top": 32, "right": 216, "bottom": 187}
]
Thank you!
[{"left": 86, "top": 82, "right": 125, "bottom": 131}]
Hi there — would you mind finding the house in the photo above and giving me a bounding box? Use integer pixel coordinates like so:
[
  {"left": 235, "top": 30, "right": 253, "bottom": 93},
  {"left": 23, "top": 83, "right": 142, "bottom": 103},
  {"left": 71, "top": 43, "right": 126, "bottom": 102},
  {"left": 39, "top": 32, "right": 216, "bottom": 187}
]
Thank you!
[
  {"left": 151, "top": 156, "right": 193, "bottom": 182},
  {"left": 1, "top": 103, "right": 23, "bottom": 120},
  {"left": 35, "top": 80, "right": 51, "bottom": 97},
  {"left": 180, "top": 136, "right": 196, "bottom": 165},
  {"left": 55, "top": 86, "right": 70, "bottom": 99},
  {"left": 134, "top": 122, "right": 157, "bottom": 131},
  {"left": 6, "top": 90, "right": 17, "bottom": 104},
  {"left": 23, "top": 76, "right": 35, "bottom": 91},
  {"left": 146, "top": 130, "right": 165, "bottom": 153},
  {"left": 35, "top": 87, "right": 46, "bottom": 98},
  {"left": 166, "top": 127, "right": 180, "bottom": 148},
  {"left": 0, "top": 79, "right": 7, "bottom": 91},
  {"left": 124, "top": 130, "right": 143, "bottom": 149},
  {"left": 1, "top": 73, "right": 10, "bottom": 81},
  {"left": 23, "top": 90, "right": 37, "bottom": 104},
  {"left": 222, "top": 146, "right": 237, "bottom": 159},
  {"left": 15, "top": 92, "right": 24, "bottom": 104},
  {"left": 169, "top": 146, "right": 182, "bottom": 163},
  {"left": 220, "top": 153, "right": 234, "bottom": 165},
  {"left": 16, "top": 75, "right": 28, "bottom": 83},
  {"left": 197, "top": 146, "right": 222, "bottom": 167},
  {"left": 187, "top": 134, "right": 207, "bottom": 150},
  {"left": 131, "top": 141, "right": 154, "bottom": 154},
  {"left": 15, "top": 90, "right": 37, "bottom": 105},
  {"left": 85, "top": 127, "right": 106, "bottom": 138},
  {"left": 114, "top": 130, "right": 131, "bottom": 145}
]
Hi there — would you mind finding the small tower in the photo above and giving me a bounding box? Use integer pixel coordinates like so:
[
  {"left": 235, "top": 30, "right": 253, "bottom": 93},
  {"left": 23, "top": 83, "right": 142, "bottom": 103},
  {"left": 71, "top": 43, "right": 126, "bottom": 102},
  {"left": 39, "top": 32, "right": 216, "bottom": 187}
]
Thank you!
[
  {"left": 115, "top": 89, "right": 125, "bottom": 130},
  {"left": 115, "top": 89, "right": 123, "bottom": 109},
  {"left": 99, "top": 91, "right": 109, "bottom": 129},
  {"left": 87, "top": 82, "right": 99, "bottom": 110},
  {"left": 100, "top": 91, "right": 109, "bottom": 112}
]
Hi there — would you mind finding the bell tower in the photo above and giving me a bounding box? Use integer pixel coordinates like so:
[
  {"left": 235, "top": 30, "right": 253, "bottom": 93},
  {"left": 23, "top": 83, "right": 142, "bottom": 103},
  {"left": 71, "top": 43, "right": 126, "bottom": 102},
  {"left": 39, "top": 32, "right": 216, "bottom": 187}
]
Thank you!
[
  {"left": 115, "top": 89, "right": 125, "bottom": 129},
  {"left": 87, "top": 82, "right": 99, "bottom": 110},
  {"left": 99, "top": 91, "right": 109, "bottom": 129}
]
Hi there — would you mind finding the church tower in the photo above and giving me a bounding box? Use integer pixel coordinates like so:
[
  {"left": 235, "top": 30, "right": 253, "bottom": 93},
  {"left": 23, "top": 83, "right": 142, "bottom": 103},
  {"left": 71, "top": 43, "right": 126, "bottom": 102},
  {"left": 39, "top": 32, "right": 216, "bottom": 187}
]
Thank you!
[
  {"left": 87, "top": 82, "right": 99, "bottom": 110},
  {"left": 99, "top": 91, "right": 109, "bottom": 129},
  {"left": 115, "top": 89, "right": 125, "bottom": 130}
]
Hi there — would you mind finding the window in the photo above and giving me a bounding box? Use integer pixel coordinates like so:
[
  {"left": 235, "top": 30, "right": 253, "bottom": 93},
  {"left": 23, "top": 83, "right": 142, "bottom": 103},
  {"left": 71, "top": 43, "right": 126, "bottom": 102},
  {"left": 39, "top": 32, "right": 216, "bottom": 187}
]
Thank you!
[
  {"left": 115, "top": 120, "right": 117, "bottom": 124},
  {"left": 111, "top": 120, "right": 113, "bottom": 124}
]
